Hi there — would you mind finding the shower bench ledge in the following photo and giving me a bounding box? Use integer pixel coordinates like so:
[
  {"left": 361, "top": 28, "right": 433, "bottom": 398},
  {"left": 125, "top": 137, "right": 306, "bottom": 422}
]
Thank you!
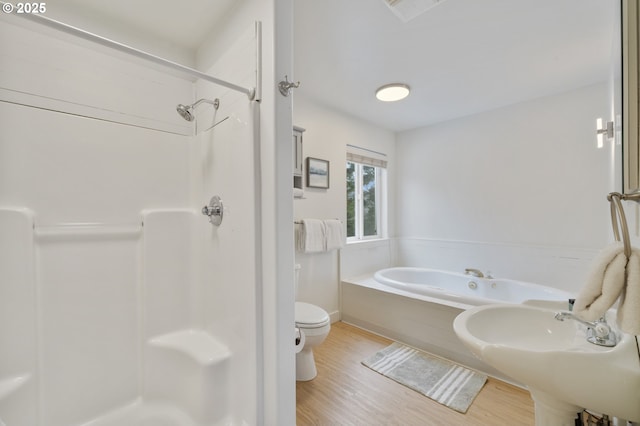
[{"left": 149, "top": 329, "right": 231, "bottom": 366}]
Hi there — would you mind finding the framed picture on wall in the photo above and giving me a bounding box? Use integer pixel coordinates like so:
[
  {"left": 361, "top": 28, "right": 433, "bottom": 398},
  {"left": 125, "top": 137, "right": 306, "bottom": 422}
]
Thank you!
[{"left": 306, "top": 157, "right": 330, "bottom": 188}]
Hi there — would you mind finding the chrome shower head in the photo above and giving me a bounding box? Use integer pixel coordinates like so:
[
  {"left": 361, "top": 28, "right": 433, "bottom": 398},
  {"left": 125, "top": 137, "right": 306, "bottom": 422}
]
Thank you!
[
  {"left": 176, "top": 104, "right": 194, "bottom": 121},
  {"left": 176, "top": 98, "right": 220, "bottom": 122}
]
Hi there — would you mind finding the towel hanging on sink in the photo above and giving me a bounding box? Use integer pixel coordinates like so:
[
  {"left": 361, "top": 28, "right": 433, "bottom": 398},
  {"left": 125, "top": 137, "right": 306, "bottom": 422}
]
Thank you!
[
  {"left": 618, "top": 250, "right": 640, "bottom": 335},
  {"left": 573, "top": 193, "right": 640, "bottom": 335},
  {"left": 573, "top": 242, "right": 628, "bottom": 320}
]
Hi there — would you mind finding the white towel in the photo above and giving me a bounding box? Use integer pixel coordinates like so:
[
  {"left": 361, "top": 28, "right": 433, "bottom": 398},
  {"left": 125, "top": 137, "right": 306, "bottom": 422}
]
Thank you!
[
  {"left": 574, "top": 242, "right": 627, "bottom": 322},
  {"left": 324, "top": 219, "right": 344, "bottom": 251},
  {"left": 617, "top": 249, "right": 640, "bottom": 335},
  {"left": 296, "top": 219, "right": 325, "bottom": 253},
  {"left": 574, "top": 241, "right": 640, "bottom": 335}
]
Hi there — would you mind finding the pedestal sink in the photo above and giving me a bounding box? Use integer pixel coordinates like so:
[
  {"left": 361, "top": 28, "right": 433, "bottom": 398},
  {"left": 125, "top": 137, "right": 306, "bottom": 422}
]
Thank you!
[{"left": 453, "top": 304, "right": 640, "bottom": 425}]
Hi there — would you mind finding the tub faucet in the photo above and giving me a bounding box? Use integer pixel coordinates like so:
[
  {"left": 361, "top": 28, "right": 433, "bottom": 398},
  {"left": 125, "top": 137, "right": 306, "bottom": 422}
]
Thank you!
[
  {"left": 464, "top": 268, "right": 484, "bottom": 278},
  {"left": 554, "top": 311, "right": 617, "bottom": 347}
]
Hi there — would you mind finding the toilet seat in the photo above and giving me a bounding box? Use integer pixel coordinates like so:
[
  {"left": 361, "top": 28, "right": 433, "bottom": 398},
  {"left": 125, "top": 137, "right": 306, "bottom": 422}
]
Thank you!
[{"left": 295, "top": 302, "right": 330, "bottom": 329}]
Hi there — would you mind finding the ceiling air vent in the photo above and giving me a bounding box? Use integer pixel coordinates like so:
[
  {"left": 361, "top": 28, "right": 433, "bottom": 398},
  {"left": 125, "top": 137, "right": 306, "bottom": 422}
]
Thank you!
[{"left": 383, "top": 0, "right": 448, "bottom": 22}]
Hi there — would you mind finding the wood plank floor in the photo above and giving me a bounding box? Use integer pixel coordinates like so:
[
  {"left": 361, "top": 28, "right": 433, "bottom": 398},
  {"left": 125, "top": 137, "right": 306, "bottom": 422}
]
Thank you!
[{"left": 296, "top": 322, "right": 535, "bottom": 426}]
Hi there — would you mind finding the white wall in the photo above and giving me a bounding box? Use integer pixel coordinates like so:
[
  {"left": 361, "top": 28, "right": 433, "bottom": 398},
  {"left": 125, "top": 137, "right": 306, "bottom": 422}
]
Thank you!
[
  {"left": 293, "top": 94, "right": 396, "bottom": 318},
  {"left": 395, "top": 83, "right": 614, "bottom": 293}
]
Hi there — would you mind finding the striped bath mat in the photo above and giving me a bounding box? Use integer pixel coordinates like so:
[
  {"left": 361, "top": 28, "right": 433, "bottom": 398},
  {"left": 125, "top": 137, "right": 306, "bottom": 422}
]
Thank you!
[{"left": 362, "top": 342, "right": 487, "bottom": 413}]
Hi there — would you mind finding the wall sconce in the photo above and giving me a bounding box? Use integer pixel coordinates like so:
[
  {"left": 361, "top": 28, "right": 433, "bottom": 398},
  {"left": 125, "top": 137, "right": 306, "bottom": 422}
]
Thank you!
[{"left": 596, "top": 118, "right": 614, "bottom": 148}]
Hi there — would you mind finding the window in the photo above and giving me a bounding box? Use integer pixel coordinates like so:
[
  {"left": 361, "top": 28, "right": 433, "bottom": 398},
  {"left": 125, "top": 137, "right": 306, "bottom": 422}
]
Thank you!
[{"left": 346, "top": 152, "right": 387, "bottom": 241}]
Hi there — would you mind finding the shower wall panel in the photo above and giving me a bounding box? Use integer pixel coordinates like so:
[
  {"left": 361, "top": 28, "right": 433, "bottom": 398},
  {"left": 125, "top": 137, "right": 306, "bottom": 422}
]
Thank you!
[
  {"left": 0, "top": 209, "right": 36, "bottom": 426},
  {"left": 0, "top": 19, "right": 193, "bottom": 135},
  {"left": 142, "top": 210, "right": 199, "bottom": 339},
  {"left": 36, "top": 232, "right": 140, "bottom": 426},
  {"left": 1, "top": 10, "right": 264, "bottom": 424},
  {"left": 194, "top": 22, "right": 260, "bottom": 424},
  {"left": 0, "top": 102, "right": 190, "bottom": 225},
  {"left": 0, "top": 17, "right": 199, "bottom": 425}
]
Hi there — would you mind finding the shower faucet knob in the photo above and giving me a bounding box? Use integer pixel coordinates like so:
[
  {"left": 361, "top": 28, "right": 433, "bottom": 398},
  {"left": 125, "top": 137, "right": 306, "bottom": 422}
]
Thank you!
[{"left": 202, "top": 195, "right": 223, "bottom": 226}]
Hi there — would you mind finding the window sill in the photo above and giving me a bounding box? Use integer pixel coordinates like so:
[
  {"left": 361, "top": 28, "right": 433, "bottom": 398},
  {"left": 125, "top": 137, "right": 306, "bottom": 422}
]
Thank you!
[{"left": 346, "top": 238, "right": 390, "bottom": 249}]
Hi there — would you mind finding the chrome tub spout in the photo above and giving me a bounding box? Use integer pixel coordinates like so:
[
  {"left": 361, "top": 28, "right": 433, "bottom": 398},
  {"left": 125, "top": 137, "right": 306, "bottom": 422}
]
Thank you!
[{"left": 464, "top": 268, "right": 484, "bottom": 278}]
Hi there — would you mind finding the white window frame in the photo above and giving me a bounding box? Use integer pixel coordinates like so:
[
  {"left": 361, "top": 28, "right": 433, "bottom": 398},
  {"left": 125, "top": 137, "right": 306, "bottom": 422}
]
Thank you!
[{"left": 347, "top": 160, "right": 386, "bottom": 242}]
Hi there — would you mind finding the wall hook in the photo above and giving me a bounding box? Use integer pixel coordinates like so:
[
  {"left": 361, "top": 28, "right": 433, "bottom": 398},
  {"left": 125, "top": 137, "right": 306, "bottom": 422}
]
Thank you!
[{"left": 278, "top": 75, "right": 300, "bottom": 97}]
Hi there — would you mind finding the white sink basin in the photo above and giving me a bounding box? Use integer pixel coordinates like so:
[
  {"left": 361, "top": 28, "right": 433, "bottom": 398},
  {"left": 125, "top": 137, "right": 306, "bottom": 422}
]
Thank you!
[{"left": 453, "top": 304, "right": 640, "bottom": 424}]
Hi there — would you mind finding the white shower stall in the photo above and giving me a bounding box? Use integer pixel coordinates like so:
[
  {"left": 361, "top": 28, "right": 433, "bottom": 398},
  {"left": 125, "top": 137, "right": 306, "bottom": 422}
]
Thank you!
[{"left": 0, "top": 9, "right": 273, "bottom": 425}]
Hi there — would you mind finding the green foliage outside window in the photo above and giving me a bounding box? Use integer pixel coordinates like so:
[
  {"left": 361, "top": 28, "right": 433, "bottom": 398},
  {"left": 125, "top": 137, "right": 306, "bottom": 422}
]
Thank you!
[
  {"left": 346, "top": 162, "right": 356, "bottom": 237},
  {"left": 347, "top": 161, "right": 379, "bottom": 240},
  {"left": 362, "top": 165, "right": 377, "bottom": 236}
]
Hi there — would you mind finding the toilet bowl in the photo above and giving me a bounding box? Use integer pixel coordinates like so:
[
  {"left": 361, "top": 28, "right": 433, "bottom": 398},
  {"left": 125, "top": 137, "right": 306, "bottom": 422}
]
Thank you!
[{"left": 295, "top": 301, "right": 330, "bottom": 381}]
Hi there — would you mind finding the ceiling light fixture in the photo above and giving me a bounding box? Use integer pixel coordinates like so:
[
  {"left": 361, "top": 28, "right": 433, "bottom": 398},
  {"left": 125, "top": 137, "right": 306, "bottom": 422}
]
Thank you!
[{"left": 375, "top": 83, "right": 411, "bottom": 102}]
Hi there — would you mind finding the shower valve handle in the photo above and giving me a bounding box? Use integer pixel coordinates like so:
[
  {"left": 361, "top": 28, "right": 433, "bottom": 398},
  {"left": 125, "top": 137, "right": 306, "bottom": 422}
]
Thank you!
[{"left": 202, "top": 195, "right": 223, "bottom": 226}]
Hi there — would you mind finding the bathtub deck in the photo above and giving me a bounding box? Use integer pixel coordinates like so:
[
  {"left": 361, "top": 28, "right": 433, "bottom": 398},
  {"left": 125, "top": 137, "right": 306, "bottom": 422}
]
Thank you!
[{"left": 296, "top": 322, "right": 535, "bottom": 426}]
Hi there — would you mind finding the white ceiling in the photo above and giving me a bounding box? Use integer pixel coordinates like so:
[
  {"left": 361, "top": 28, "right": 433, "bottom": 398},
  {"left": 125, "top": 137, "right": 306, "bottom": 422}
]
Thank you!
[
  {"left": 48, "top": 0, "right": 238, "bottom": 52},
  {"left": 293, "top": 0, "right": 616, "bottom": 132},
  {"left": 40, "top": 0, "right": 616, "bottom": 133}
]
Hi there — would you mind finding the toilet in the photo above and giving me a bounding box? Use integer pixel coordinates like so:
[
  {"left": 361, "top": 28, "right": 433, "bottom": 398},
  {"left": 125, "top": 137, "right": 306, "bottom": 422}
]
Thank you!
[
  {"left": 294, "top": 264, "right": 331, "bottom": 381},
  {"left": 295, "top": 301, "right": 330, "bottom": 381}
]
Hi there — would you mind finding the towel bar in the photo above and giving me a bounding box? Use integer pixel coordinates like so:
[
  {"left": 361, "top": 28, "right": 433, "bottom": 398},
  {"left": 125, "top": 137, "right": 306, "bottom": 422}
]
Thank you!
[
  {"left": 294, "top": 219, "right": 341, "bottom": 224},
  {"left": 608, "top": 192, "right": 640, "bottom": 202},
  {"left": 608, "top": 192, "right": 633, "bottom": 258}
]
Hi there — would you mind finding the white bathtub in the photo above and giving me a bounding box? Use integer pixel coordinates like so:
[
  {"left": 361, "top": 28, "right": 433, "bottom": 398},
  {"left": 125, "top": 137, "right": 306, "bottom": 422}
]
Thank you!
[
  {"left": 341, "top": 267, "right": 573, "bottom": 383},
  {"left": 373, "top": 267, "right": 572, "bottom": 307}
]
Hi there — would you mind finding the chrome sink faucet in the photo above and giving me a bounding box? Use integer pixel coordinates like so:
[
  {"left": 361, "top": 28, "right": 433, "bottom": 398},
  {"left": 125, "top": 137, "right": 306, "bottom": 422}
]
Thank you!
[
  {"left": 554, "top": 311, "right": 617, "bottom": 347},
  {"left": 464, "top": 268, "right": 484, "bottom": 278}
]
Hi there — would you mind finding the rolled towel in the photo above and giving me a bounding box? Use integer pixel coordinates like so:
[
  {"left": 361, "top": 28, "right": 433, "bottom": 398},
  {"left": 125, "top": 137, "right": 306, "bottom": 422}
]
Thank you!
[
  {"left": 617, "top": 249, "right": 640, "bottom": 335},
  {"left": 573, "top": 242, "right": 627, "bottom": 322},
  {"left": 324, "top": 219, "right": 344, "bottom": 251}
]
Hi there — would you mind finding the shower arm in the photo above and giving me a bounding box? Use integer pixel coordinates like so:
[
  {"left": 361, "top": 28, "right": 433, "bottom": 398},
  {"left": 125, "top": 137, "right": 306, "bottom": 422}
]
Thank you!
[{"left": 192, "top": 98, "right": 220, "bottom": 110}]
